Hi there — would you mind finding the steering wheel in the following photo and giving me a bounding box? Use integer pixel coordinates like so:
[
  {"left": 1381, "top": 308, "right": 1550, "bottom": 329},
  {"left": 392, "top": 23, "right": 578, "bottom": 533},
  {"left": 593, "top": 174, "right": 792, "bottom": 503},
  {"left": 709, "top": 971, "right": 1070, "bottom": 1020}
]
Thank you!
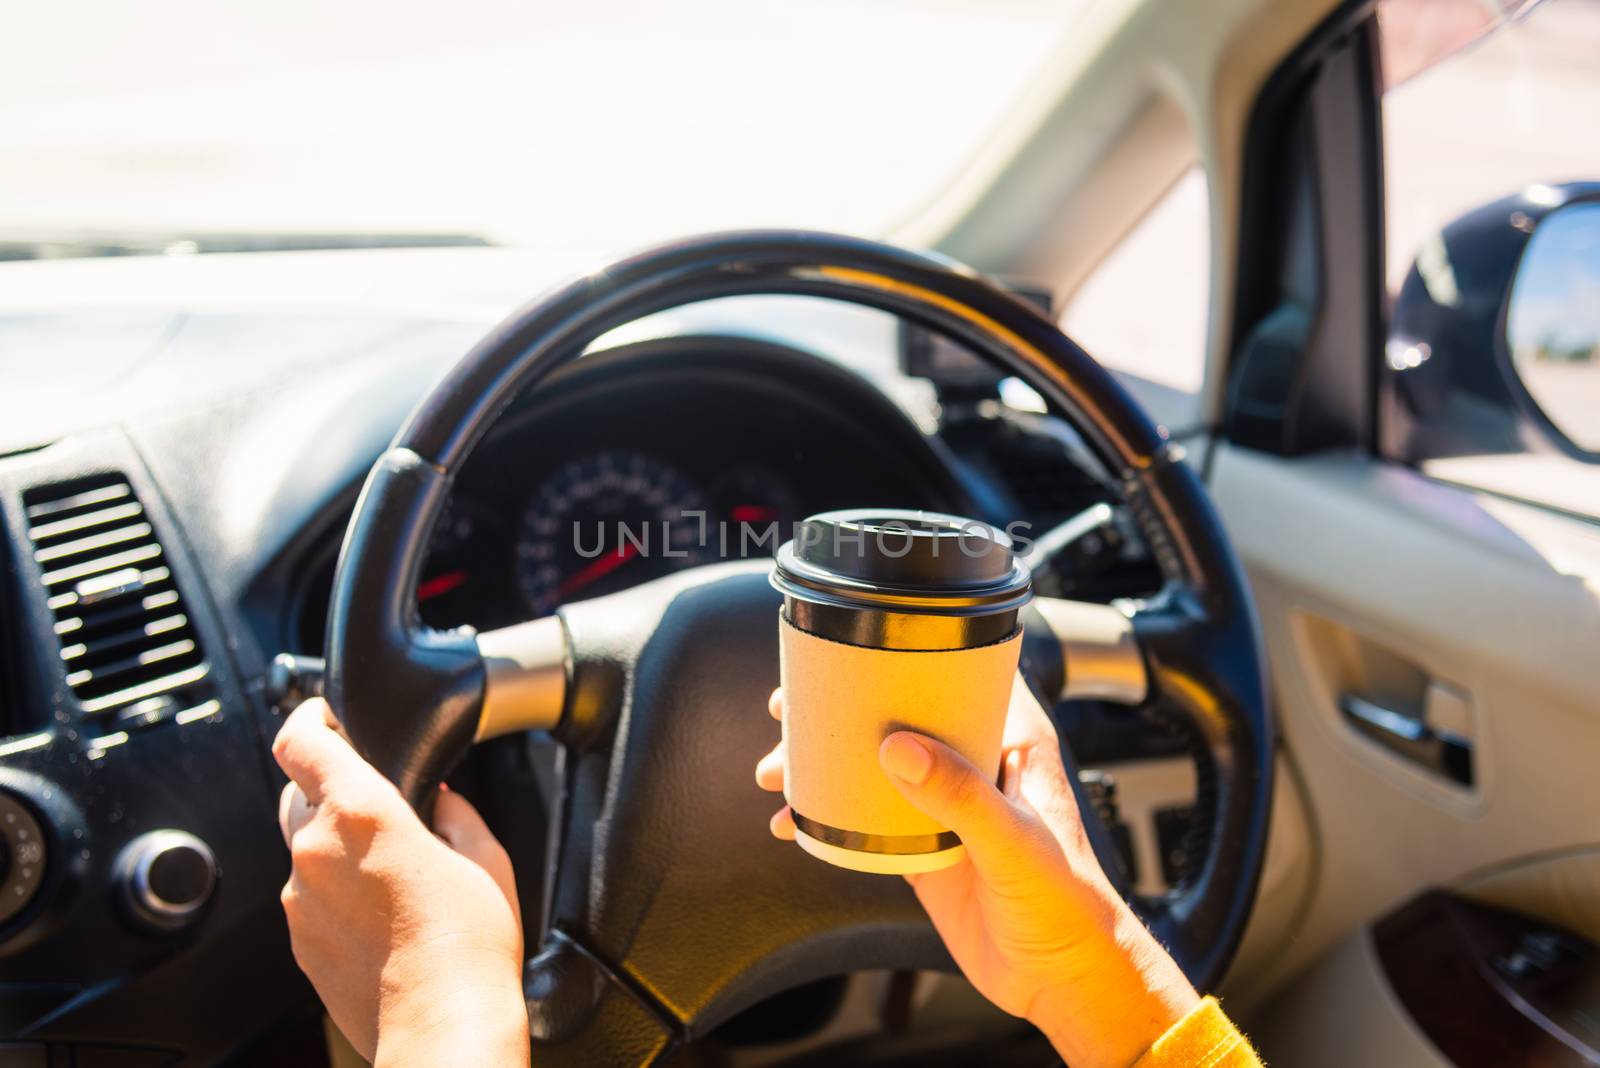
[{"left": 322, "top": 231, "right": 1272, "bottom": 1064}]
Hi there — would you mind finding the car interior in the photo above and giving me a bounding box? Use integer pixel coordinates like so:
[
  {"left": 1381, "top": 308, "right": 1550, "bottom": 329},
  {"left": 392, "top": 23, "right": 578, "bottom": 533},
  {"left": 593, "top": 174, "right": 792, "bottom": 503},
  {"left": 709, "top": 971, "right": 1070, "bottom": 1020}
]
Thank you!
[{"left": 2, "top": 0, "right": 1598, "bottom": 1065}]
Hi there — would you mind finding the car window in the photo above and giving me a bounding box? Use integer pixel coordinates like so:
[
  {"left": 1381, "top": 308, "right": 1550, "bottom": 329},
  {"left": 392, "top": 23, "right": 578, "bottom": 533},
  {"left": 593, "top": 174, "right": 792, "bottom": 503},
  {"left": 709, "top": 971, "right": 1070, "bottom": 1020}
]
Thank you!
[
  {"left": 1060, "top": 167, "right": 1210, "bottom": 435},
  {"left": 1378, "top": 0, "right": 1600, "bottom": 510}
]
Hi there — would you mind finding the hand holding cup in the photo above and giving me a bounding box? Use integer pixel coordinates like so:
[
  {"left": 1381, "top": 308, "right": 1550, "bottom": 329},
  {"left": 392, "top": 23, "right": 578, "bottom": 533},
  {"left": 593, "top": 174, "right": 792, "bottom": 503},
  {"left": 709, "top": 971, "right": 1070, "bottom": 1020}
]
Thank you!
[{"left": 756, "top": 681, "right": 1201, "bottom": 1068}]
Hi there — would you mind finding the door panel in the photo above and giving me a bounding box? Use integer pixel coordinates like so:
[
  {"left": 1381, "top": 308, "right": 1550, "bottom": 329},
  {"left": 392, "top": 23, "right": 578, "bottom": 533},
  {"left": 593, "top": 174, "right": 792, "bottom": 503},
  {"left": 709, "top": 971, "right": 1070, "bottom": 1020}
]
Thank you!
[
  {"left": 1207, "top": 444, "right": 1600, "bottom": 1019},
  {"left": 1249, "top": 930, "right": 1451, "bottom": 1068},
  {"left": 1460, "top": 848, "right": 1600, "bottom": 949}
]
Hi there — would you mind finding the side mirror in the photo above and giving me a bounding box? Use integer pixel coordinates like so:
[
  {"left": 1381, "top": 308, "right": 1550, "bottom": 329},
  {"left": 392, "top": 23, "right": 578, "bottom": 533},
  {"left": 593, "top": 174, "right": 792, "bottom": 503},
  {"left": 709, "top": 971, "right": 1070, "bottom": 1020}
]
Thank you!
[
  {"left": 1505, "top": 201, "right": 1600, "bottom": 454},
  {"left": 1382, "top": 182, "right": 1600, "bottom": 463}
]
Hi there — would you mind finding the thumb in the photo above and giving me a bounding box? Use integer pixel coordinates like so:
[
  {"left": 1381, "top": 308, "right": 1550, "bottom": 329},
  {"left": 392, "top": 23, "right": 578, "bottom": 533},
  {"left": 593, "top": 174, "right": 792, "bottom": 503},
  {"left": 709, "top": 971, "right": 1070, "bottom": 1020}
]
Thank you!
[
  {"left": 879, "top": 732, "right": 1035, "bottom": 876},
  {"left": 432, "top": 788, "right": 521, "bottom": 926}
]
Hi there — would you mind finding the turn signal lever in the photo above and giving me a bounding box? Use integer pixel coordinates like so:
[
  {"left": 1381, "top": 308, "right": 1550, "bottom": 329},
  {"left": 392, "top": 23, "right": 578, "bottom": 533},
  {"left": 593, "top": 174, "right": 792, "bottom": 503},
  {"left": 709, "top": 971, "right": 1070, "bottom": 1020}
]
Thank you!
[
  {"left": 267, "top": 653, "right": 326, "bottom": 712},
  {"left": 1022, "top": 503, "right": 1126, "bottom": 598},
  {"left": 1018, "top": 505, "right": 1149, "bottom": 707}
]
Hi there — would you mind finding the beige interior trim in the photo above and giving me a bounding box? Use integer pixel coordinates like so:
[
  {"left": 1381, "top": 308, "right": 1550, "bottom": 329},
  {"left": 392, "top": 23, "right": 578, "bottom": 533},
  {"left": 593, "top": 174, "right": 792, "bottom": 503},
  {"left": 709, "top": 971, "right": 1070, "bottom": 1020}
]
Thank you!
[
  {"left": 1246, "top": 929, "right": 1450, "bottom": 1067},
  {"left": 1457, "top": 847, "right": 1600, "bottom": 947},
  {"left": 903, "top": 0, "right": 1344, "bottom": 424},
  {"left": 1005, "top": 96, "right": 1195, "bottom": 309},
  {"left": 1218, "top": 754, "right": 1317, "bottom": 1016},
  {"left": 1425, "top": 454, "right": 1600, "bottom": 530},
  {"left": 1286, "top": 610, "right": 1491, "bottom": 820},
  {"left": 1210, "top": 444, "right": 1600, "bottom": 1006}
]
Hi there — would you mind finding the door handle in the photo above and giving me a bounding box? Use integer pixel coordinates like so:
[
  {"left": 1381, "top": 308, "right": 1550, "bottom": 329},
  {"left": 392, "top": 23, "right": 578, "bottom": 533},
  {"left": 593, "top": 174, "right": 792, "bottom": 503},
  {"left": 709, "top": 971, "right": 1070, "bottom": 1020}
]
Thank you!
[{"left": 1340, "top": 694, "right": 1474, "bottom": 787}]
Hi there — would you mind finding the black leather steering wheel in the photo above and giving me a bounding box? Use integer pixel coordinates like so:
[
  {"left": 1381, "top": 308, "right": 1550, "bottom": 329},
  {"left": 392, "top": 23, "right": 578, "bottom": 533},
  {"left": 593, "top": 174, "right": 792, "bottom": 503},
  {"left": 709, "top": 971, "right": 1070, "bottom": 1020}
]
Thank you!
[{"left": 322, "top": 231, "right": 1273, "bottom": 1064}]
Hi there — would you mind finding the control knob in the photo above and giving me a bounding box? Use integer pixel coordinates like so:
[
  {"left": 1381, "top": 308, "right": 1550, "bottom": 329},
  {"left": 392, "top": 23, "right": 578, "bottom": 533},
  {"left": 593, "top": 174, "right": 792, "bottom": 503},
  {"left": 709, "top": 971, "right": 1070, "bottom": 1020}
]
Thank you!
[
  {"left": 115, "top": 830, "right": 217, "bottom": 932},
  {"left": 0, "top": 792, "right": 47, "bottom": 926}
]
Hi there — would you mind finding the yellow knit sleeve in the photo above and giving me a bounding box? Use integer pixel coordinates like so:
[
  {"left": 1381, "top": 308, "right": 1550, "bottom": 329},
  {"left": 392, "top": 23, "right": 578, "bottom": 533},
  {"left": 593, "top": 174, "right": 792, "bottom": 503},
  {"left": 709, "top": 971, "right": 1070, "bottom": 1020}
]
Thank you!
[{"left": 1132, "top": 996, "right": 1262, "bottom": 1068}]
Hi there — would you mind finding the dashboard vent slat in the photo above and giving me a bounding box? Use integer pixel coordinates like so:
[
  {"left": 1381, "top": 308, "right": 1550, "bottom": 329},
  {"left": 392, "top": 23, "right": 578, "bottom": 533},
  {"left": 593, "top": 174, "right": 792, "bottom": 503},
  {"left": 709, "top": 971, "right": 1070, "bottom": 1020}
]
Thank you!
[
  {"left": 32, "top": 521, "right": 154, "bottom": 564},
  {"left": 24, "top": 482, "right": 132, "bottom": 521},
  {"left": 23, "top": 475, "right": 212, "bottom": 723},
  {"left": 27, "top": 500, "right": 145, "bottom": 542},
  {"left": 60, "top": 613, "right": 189, "bottom": 662}
]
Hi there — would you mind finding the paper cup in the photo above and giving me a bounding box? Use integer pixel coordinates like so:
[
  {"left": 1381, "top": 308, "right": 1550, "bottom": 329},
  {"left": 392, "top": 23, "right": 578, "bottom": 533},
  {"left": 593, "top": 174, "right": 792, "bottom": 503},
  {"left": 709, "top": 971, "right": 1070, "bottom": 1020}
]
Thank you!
[
  {"left": 779, "top": 618, "right": 1022, "bottom": 872},
  {"left": 771, "top": 510, "right": 1032, "bottom": 874}
]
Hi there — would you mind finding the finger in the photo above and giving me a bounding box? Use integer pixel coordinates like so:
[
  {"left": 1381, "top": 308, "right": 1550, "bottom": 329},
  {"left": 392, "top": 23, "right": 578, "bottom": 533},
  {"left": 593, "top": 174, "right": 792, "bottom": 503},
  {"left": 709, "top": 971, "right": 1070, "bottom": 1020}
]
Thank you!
[
  {"left": 1000, "top": 747, "right": 1025, "bottom": 802},
  {"left": 433, "top": 788, "right": 521, "bottom": 926},
  {"left": 431, "top": 786, "right": 498, "bottom": 858},
  {"left": 768, "top": 688, "right": 784, "bottom": 721},
  {"left": 1002, "top": 675, "right": 1057, "bottom": 750},
  {"left": 769, "top": 805, "right": 797, "bottom": 841},
  {"left": 278, "top": 782, "right": 317, "bottom": 848},
  {"left": 754, "top": 742, "right": 786, "bottom": 792},
  {"left": 878, "top": 731, "right": 1037, "bottom": 874},
  {"left": 271, "top": 699, "right": 382, "bottom": 807},
  {"left": 998, "top": 678, "right": 1079, "bottom": 817}
]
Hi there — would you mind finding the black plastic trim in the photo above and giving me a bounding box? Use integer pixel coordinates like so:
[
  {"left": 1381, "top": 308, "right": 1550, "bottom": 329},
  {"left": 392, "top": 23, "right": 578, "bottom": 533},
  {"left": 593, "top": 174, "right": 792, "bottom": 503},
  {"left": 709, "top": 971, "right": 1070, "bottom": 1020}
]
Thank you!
[{"left": 1226, "top": 0, "right": 1384, "bottom": 456}]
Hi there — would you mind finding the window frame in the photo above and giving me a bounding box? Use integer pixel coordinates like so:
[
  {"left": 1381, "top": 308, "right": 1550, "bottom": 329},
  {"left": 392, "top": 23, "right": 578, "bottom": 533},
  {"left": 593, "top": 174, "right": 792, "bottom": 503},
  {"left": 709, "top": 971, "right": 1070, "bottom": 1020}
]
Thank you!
[
  {"left": 1229, "top": 0, "right": 1600, "bottom": 505},
  {"left": 1224, "top": 0, "right": 1386, "bottom": 460}
]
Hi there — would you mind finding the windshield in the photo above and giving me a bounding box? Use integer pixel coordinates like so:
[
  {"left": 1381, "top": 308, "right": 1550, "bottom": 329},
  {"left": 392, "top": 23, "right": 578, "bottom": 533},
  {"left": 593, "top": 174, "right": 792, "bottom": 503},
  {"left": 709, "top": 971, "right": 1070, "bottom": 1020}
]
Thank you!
[{"left": 5, "top": 1, "right": 1084, "bottom": 253}]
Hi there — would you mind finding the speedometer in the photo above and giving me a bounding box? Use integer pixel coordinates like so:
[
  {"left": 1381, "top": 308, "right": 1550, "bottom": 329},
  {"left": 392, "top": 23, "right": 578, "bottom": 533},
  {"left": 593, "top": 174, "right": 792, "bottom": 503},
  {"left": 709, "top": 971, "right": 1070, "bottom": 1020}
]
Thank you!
[{"left": 516, "top": 450, "right": 710, "bottom": 615}]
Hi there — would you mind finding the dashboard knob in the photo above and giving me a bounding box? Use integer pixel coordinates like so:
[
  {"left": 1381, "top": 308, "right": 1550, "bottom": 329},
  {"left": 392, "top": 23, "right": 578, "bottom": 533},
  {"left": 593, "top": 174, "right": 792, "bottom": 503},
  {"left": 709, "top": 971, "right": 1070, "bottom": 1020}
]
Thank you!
[
  {"left": 0, "top": 792, "right": 47, "bottom": 927},
  {"left": 116, "top": 831, "right": 216, "bottom": 932}
]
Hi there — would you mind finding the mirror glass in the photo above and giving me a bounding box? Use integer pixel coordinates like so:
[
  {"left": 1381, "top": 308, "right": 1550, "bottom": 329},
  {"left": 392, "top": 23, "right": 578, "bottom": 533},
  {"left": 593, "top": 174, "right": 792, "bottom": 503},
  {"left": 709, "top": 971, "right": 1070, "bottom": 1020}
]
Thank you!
[{"left": 1506, "top": 201, "right": 1600, "bottom": 452}]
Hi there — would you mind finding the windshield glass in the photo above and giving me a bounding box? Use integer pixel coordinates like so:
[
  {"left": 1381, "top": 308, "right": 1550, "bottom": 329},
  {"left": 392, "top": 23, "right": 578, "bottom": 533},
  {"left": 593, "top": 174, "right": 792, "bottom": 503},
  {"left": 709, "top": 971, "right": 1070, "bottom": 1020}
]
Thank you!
[{"left": 5, "top": 1, "right": 1083, "bottom": 252}]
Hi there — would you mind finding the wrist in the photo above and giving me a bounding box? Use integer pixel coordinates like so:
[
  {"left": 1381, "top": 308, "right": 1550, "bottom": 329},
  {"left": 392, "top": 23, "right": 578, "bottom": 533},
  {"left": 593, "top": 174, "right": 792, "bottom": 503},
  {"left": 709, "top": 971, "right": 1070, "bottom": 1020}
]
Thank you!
[
  {"left": 375, "top": 938, "right": 529, "bottom": 1068},
  {"left": 1026, "top": 903, "right": 1198, "bottom": 1068},
  {"left": 376, "top": 979, "right": 530, "bottom": 1067}
]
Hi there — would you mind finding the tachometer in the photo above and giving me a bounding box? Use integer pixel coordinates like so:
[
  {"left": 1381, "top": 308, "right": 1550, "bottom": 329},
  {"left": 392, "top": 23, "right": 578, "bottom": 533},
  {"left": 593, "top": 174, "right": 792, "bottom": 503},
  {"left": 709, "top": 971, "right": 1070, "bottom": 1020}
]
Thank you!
[
  {"left": 711, "top": 466, "right": 800, "bottom": 543},
  {"left": 416, "top": 495, "right": 502, "bottom": 629},
  {"left": 517, "top": 451, "right": 710, "bottom": 615}
]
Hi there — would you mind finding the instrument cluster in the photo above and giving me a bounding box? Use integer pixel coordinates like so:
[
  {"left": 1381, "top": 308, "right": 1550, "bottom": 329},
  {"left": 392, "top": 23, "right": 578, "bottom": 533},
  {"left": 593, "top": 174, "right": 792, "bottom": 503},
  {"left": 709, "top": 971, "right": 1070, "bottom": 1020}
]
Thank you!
[
  {"left": 294, "top": 337, "right": 964, "bottom": 649},
  {"left": 420, "top": 448, "right": 802, "bottom": 626}
]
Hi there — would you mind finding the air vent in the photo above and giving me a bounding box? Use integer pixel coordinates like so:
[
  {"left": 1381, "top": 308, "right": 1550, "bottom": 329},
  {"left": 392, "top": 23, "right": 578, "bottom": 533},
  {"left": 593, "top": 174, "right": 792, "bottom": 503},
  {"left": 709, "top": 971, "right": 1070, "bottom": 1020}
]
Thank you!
[{"left": 23, "top": 475, "right": 211, "bottom": 730}]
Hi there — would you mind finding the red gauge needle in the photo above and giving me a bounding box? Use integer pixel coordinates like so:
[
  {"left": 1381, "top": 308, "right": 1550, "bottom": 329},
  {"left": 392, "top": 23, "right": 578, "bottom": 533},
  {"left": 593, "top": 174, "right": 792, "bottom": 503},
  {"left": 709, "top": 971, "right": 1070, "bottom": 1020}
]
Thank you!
[
  {"left": 558, "top": 542, "right": 641, "bottom": 599},
  {"left": 418, "top": 569, "right": 469, "bottom": 602}
]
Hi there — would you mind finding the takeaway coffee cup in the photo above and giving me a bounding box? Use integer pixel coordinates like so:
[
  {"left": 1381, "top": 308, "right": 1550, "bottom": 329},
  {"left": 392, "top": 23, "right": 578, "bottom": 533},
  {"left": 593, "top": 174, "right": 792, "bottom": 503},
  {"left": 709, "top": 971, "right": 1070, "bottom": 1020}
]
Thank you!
[{"left": 771, "top": 509, "right": 1032, "bottom": 874}]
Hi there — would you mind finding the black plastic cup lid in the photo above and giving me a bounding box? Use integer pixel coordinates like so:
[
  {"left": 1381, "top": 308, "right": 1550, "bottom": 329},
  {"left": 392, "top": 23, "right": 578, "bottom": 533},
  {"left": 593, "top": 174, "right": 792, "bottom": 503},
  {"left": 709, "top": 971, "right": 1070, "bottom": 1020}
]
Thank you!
[{"left": 772, "top": 509, "right": 1032, "bottom": 617}]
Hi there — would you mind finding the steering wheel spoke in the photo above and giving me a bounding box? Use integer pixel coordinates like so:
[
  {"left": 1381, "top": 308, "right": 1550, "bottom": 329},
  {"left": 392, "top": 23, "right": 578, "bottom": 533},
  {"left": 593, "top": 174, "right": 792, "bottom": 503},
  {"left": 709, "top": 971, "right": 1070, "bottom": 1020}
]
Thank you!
[
  {"left": 1027, "top": 595, "right": 1150, "bottom": 705},
  {"left": 475, "top": 616, "right": 568, "bottom": 741}
]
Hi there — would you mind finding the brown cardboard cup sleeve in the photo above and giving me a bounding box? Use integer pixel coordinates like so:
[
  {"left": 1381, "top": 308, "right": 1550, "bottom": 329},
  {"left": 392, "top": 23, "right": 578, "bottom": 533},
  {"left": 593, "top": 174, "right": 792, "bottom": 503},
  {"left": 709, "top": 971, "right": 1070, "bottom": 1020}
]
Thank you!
[{"left": 778, "top": 616, "right": 1022, "bottom": 874}]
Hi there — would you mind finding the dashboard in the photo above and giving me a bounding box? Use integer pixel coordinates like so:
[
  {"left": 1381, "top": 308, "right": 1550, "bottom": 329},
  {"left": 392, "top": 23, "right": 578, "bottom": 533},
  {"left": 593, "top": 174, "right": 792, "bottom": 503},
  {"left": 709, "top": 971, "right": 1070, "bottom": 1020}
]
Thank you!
[{"left": 0, "top": 249, "right": 1173, "bottom": 1065}]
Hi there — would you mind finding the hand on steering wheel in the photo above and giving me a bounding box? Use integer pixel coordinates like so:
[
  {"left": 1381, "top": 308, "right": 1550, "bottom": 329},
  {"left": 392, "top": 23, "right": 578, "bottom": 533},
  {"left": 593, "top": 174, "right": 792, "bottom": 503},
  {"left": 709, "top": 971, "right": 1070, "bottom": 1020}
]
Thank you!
[
  {"left": 758, "top": 679, "right": 1198, "bottom": 1068},
  {"left": 274, "top": 699, "right": 530, "bottom": 1065}
]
